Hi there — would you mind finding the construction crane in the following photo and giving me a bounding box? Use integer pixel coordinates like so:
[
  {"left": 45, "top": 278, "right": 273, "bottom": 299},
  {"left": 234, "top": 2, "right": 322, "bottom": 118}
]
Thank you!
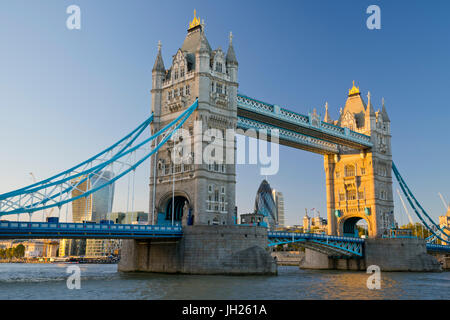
[
  {"left": 397, "top": 189, "right": 414, "bottom": 225},
  {"left": 438, "top": 192, "right": 449, "bottom": 211}
]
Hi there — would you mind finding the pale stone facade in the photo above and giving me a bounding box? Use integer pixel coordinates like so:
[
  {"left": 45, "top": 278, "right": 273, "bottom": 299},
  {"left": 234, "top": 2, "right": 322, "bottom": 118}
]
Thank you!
[
  {"left": 149, "top": 19, "right": 238, "bottom": 226},
  {"left": 324, "top": 84, "right": 394, "bottom": 238}
]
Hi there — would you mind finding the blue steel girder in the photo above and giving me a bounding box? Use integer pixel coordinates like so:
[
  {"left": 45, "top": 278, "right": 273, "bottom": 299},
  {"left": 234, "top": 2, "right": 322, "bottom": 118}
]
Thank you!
[
  {"left": 237, "top": 94, "right": 373, "bottom": 153},
  {"left": 267, "top": 232, "right": 364, "bottom": 257},
  {"left": 0, "top": 99, "right": 198, "bottom": 217},
  {"left": 237, "top": 116, "right": 339, "bottom": 154},
  {"left": 426, "top": 243, "right": 450, "bottom": 253}
]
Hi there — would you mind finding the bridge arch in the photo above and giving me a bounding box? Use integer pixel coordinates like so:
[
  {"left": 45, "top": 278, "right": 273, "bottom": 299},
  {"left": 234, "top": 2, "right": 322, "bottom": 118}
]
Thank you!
[
  {"left": 157, "top": 191, "right": 191, "bottom": 223},
  {"left": 338, "top": 215, "right": 371, "bottom": 238}
]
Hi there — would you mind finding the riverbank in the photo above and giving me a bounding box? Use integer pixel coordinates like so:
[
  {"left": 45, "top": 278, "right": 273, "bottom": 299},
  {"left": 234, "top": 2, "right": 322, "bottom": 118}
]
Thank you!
[{"left": 0, "top": 257, "right": 119, "bottom": 264}]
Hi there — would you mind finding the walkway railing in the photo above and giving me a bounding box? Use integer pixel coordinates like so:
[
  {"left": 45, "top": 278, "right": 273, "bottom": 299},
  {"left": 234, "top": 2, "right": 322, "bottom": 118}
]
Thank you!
[{"left": 0, "top": 221, "right": 182, "bottom": 239}]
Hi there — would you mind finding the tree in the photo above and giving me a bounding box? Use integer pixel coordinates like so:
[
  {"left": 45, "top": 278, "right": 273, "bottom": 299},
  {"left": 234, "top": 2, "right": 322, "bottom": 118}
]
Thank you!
[
  {"left": 6, "top": 248, "right": 14, "bottom": 259},
  {"left": 13, "top": 244, "right": 25, "bottom": 258}
]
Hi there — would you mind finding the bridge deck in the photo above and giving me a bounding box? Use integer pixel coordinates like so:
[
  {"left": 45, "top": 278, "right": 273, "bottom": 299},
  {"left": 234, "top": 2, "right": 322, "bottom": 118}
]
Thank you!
[{"left": 0, "top": 221, "right": 182, "bottom": 239}]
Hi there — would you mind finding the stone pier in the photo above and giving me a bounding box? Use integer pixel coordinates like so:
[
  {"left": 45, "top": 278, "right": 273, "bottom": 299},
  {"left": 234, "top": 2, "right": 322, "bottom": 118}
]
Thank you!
[
  {"left": 299, "top": 238, "right": 442, "bottom": 272},
  {"left": 118, "top": 225, "right": 277, "bottom": 275}
]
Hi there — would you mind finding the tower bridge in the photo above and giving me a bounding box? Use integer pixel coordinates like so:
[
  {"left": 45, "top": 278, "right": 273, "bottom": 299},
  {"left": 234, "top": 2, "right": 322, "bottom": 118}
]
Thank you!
[{"left": 0, "top": 12, "right": 448, "bottom": 273}]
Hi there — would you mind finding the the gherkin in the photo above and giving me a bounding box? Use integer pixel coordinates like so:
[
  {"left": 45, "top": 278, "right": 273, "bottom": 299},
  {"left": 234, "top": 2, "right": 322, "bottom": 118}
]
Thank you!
[{"left": 254, "top": 180, "right": 277, "bottom": 229}]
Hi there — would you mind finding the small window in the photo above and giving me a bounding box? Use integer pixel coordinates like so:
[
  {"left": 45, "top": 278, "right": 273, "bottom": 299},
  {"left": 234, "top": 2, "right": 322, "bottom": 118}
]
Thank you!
[
  {"left": 345, "top": 165, "right": 355, "bottom": 177},
  {"left": 216, "top": 83, "right": 223, "bottom": 94}
]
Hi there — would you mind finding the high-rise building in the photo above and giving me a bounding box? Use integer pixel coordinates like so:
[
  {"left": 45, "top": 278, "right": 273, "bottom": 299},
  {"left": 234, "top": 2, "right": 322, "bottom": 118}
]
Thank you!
[
  {"left": 59, "top": 171, "right": 116, "bottom": 257},
  {"left": 272, "top": 189, "right": 285, "bottom": 228},
  {"left": 110, "top": 211, "right": 148, "bottom": 225},
  {"left": 72, "top": 170, "right": 115, "bottom": 223},
  {"left": 254, "top": 180, "right": 277, "bottom": 229}
]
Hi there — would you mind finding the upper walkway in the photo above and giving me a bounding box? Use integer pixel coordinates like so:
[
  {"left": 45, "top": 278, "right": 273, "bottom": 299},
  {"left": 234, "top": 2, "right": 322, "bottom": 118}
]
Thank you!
[{"left": 237, "top": 93, "right": 373, "bottom": 154}]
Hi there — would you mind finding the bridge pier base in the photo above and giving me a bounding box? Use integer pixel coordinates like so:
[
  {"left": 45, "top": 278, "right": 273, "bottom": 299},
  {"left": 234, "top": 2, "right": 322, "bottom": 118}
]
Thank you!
[
  {"left": 299, "top": 248, "right": 365, "bottom": 271},
  {"left": 118, "top": 225, "right": 277, "bottom": 275},
  {"left": 300, "top": 238, "right": 442, "bottom": 271}
]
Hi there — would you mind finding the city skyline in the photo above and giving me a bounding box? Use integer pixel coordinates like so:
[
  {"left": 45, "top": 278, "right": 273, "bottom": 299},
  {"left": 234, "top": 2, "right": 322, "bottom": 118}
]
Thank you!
[{"left": 1, "top": 1, "right": 449, "bottom": 227}]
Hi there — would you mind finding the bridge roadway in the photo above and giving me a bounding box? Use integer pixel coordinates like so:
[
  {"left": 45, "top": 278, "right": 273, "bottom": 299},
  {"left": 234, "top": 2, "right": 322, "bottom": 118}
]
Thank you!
[
  {"left": 236, "top": 94, "right": 373, "bottom": 154},
  {"left": 0, "top": 221, "right": 448, "bottom": 256}
]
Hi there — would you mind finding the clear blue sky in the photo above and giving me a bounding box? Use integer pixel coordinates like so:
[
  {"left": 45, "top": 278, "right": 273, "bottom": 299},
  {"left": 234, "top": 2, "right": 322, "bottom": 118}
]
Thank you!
[{"left": 0, "top": 0, "right": 449, "bottom": 225}]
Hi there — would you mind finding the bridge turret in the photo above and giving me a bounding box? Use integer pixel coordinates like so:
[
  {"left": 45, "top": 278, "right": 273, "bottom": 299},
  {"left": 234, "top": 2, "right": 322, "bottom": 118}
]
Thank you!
[
  {"left": 151, "top": 41, "right": 165, "bottom": 122},
  {"left": 149, "top": 11, "right": 238, "bottom": 227},
  {"left": 226, "top": 32, "right": 238, "bottom": 83},
  {"left": 325, "top": 82, "right": 394, "bottom": 238}
]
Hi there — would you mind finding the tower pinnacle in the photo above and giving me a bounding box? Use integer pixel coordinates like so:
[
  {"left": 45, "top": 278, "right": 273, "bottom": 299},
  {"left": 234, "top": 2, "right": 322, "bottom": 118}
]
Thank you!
[
  {"left": 348, "top": 80, "right": 360, "bottom": 96},
  {"left": 152, "top": 40, "right": 165, "bottom": 72},
  {"left": 189, "top": 9, "right": 201, "bottom": 30}
]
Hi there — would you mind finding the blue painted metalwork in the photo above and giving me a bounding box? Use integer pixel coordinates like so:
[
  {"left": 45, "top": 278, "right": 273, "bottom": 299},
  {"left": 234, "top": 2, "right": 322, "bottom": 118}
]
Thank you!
[
  {"left": 0, "top": 221, "right": 182, "bottom": 239},
  {"left": 237, "top": 116, "right": 339, "bottom": 153},
  {"left": 0, "top": 99, "right": 198, "bottom": 216},
  {"left": 426, "top": 243, "right": 450, "bottom": 253},
  {"left": 237, "top": 93, "right": 373, "bottom": 149},
  {"left": 0, "top": 115, "right": 154, "bottom": 199},
  {"left": 267, "top": 231, "right": 364, "bottom": 257},
  {"left": 393, "top": 162, "right": 450, "bottom": 244}
]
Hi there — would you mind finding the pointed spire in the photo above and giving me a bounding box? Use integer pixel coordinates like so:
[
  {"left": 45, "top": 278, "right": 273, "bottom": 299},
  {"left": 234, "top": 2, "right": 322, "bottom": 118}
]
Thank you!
[
  {"left": 324, "top": 102, "right": 332, "bottom": 123},
  {"left": 366, "top": 91, "right": 375, "bottom": 117},
  {"left": 226, "top": 31, "right": 238, "bottom": 65},
  {"left": 152, "top": 40, "right": 165, "bottom": 72},
  {"left": 381, "top": 97, "right": 390, "bottom": 122}
]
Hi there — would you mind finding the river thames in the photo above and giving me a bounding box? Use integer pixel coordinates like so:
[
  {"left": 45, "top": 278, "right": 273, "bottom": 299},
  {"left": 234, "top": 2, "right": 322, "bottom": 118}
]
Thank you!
[{"left": 0, "top": 263, "right": 448, "bottom": 299}]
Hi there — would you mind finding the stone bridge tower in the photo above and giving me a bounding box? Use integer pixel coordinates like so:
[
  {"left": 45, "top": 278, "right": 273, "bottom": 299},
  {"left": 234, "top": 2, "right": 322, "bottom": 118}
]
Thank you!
[
  {"left": 324, "top": 82, "right": 394, "bottom": 238},
  {"left": 149, "top": 12, "right": 238, "bottom": 226}
]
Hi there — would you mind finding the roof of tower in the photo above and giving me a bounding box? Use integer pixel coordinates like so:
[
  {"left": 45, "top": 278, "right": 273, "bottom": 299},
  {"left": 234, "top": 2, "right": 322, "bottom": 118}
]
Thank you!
[
  {"left": 152, "top": 41, "right": 165, "bottom": 72},
  {"left": 181, "top": 11, "right": 211, "bottom": 54},
  {"left": 337, "top": 81, "right": 366, "bottom": 127}
]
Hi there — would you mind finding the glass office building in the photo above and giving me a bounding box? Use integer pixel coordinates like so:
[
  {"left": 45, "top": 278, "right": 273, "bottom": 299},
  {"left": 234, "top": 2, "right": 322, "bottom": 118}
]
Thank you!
[{"left": 254, "top": 180, "right": 277, "bottom": 229}]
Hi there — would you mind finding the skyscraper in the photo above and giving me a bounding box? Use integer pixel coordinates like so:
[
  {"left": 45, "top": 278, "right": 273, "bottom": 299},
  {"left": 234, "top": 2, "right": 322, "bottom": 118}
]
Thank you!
[
  {"left": 59, "top": 170, "right": 115, "bottom": 257},
  {"left": 71, "top": 170, "right": 115, "bottom": 223},
  {"left": 272, "top": 189, "right": 285, "bottom": 228},
  {"left": 254, "top": 180, "right": 277, "bottom": 229}
]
